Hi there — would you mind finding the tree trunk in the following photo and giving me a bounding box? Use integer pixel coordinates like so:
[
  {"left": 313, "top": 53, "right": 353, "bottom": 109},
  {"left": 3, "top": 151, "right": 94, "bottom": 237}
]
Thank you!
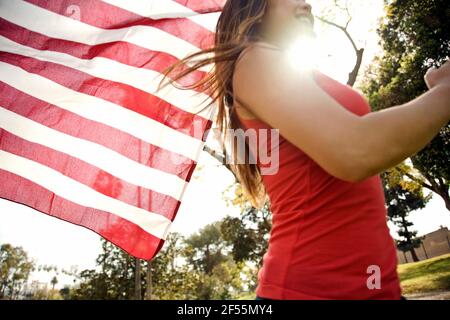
[
  {"left": 396, "top": 168, "right": 449, "bottom": 212},
  {"left": 205, "top": 245, "right": 211, "bottom": 274},
  {"left": 134, "top": 258, "right": 141, "bottom": 300},
  {"left": 409, "top": 248, "right": 419, "bottom": 262},
  {"left": 10, "top": 280, "right": 15, "bottom": 299},
  {"left": 444, "top": 195, "right": 450, "bottom": 211},
  {"left": 436, "top": 187, "right": 450, "bottom": 212},
  {"left": 446, "top": 234, "right": 450, "bottom": 250},
  {"left": 347, "top": 48, "right": 364, "bottom": 87},
  {"left": 0, "top": 282, "right": 6, "bottom": 298},
  {"left": 417, "top": 170, "right": 450, "bottom": 212},
  {"left": 402, "top": 215, "right": 420, "bottom": 262},
  {"left": 145, "top": 261, "right": 152, "bottom": 300},
  {"left": 421, "top": 242, "right": 428, "bottom": 260}
]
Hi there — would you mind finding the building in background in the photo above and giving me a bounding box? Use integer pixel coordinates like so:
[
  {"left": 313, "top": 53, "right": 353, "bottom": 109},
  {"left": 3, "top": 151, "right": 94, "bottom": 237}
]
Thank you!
[
  {"left": 20, "top": 280, "right": 49, "bottom": 300},
  {"left": 397, "top": 227, "right": 450, "bottom": 264}
]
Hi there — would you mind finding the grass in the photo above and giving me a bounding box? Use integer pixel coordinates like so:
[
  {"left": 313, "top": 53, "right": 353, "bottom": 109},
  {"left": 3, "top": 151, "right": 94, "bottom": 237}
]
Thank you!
[
  {"left": 398, "top": 253, "right": 450, "bottom": 294},
  {"left": 235, "top": 292, "right": 257, "bottom": 300}
]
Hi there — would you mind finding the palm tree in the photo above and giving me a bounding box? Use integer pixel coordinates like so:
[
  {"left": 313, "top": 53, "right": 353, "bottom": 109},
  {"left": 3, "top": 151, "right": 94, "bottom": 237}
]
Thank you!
[{"left": 50, "top": 276, "right": 58, "bottom": 291}]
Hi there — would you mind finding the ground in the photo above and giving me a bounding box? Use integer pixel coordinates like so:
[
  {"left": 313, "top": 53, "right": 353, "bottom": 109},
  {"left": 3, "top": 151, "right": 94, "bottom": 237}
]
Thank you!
[
  {"left": 404, "top": 290, "right": 450, "bottom": 300},
  {"left": 398, "top": 253, "right": 450, "bottom": 300}
]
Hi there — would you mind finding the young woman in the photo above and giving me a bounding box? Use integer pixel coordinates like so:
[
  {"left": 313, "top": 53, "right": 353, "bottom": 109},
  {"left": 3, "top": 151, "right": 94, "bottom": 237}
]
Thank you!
[{"left": 159, "top": 0, "right": 450, "bottom": 299}]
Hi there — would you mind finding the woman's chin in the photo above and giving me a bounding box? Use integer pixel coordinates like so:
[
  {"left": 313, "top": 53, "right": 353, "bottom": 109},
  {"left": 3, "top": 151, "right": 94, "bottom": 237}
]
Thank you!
[{"left": 290, "top": 28, "right": 316, "bottom": 41}]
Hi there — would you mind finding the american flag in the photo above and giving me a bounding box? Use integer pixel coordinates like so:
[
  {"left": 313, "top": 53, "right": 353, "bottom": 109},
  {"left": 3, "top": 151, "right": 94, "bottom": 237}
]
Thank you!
[{"left": 0, "top": 0, "right": 223, "bottom": 260}]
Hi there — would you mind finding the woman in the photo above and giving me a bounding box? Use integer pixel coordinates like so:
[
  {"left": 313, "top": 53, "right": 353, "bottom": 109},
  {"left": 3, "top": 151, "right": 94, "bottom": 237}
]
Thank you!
[{"left": 159, "top": 0, "right": 450, "bottom": 299}]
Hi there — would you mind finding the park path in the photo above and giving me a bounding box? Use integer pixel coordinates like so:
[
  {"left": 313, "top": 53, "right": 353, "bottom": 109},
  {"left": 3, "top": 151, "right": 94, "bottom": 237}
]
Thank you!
[{"left": 405, "top": 291, "right": 450, "bottom": 300}]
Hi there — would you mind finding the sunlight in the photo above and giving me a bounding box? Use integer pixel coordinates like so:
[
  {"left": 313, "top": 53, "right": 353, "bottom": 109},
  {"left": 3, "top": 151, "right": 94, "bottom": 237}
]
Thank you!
[
  {"left": 286, "top": 35, "right": 319, "bottom": 72},
  {"left": 285, "top": 15, "right": 319, "bottom": 72}
]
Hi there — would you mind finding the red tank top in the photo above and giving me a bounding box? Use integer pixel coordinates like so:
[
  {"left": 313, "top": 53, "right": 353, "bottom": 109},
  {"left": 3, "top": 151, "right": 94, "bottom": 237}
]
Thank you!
[{"left": 238, "top": 70, "right": 401, "bottom": 300}]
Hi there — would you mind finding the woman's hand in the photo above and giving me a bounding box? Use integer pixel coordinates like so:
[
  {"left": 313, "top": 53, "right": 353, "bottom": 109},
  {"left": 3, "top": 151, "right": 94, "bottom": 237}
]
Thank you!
[{"left": 425, "top": 60, "right": 450, "bottom": 90}]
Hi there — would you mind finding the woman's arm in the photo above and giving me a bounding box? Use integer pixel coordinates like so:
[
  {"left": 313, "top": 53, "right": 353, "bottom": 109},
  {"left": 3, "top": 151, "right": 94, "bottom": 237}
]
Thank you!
[{"left": 355, "top": 84, "right": 450, "bottom": 181}]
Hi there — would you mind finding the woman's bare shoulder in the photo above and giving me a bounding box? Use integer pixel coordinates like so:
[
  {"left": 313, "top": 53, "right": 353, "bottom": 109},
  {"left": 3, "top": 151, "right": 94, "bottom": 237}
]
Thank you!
[
  {"left": 233, "top": 42, "right": 277, "bottom": 120},
  {"left": 233, "top": 42, "right": 285, "bottom": 119},
  {"left": 251, "top": 41, "right": 283, "bottom": 51},
  {"left": 235, "top": 41, "right": 283, "bottom": 67}
]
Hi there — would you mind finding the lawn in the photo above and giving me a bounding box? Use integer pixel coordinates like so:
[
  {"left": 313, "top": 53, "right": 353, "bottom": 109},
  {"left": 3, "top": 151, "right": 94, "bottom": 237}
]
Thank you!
[{"left": 398, "top": 253, "right": 450, "bottom": 294}]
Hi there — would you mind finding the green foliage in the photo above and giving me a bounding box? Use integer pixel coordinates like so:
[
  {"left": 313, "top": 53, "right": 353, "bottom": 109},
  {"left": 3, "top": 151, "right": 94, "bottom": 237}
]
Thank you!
[
  {"left": 30, "top": 288, "right": 63, "bottom": 300},
  {"left": 0, "top": 243, "right": 35, "bottom": 299},
  {"left": 68, "top": 224, "right": 257, "bottom": 300},
  {"left": 69, "top": 239, "right": 137, "bottom": 299},
  {"left": 220, "top": 205, "right": 271, "bottom": 267},
  {"left": 150, "top": 232, "right": 203, "bottom": 300},
  {"left": 184, "top": 222, "right": 228, "bottom": 274},
  {"left": 222, "top": 185, "right": 272, "bottom": 266}
]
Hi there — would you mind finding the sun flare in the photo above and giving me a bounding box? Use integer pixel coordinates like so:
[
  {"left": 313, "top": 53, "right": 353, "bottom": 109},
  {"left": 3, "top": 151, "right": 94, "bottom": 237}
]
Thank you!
[{"left": 286, "top": 34, "right": 319, "bottom": 72}]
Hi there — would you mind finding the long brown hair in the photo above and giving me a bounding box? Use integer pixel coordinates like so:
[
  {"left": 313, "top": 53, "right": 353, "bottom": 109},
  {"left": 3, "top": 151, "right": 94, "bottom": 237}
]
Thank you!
[{"left": 157, "top": 0, "right": 269, "bottom": 208}]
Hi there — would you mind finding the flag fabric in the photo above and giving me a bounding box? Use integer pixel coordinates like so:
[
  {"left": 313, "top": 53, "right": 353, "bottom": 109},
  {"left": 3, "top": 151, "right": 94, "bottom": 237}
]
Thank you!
[{"left": 0, "top": 0, "right": 223, "bottom": 260}]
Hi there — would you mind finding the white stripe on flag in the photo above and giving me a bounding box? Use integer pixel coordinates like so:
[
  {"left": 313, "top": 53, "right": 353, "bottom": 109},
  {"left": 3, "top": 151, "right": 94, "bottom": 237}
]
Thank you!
[
  {"left": 103, "top": 0, "right": 220, "bottom": 32},
  {"left": 0, "top": 150, "right": 172, "bottom": 239},
  {"left": 0, "top": 35, "right": 213, "bottom": 120},
  {"left": 0, "top": 0, "right": 213, "bottom": 71},
  {"left": 0, "top": 107, "right": 187, "bottom": 201},
  {"left": 0, "top": 61, "right": 203, "bottom": 160},
  {"left": 189, "top": 12, "right": 221, "bottom": 33}
]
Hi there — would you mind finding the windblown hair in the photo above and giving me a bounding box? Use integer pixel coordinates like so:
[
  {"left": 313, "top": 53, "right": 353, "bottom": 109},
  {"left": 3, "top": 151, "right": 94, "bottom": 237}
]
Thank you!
[{"left": 157, "top": 0, "right": 269, "bottom": 208}]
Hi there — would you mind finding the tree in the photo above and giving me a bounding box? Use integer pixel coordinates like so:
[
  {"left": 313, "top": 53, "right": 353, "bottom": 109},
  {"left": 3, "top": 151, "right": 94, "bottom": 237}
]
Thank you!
[
  {"left": 31, "top": 288, "right": 62, "bottom": 300},
  {"left": 362, "top": 0, "right": 450, "bottom": 210},
  {"left": 184, "top": 222, "right": 227, "bottom": 275},
  {"left": 182, "top": 223, "right": 250, "bottom": 300},
  {"left": 50, "top": 276, "right": 58, "bottom": 291},
  {"left": 69, "top": 239, "right": 137, "bottom": 299},
  {"left": 382, "top": 171, "right": 431, "bottom": 262},
  {"left": 220, "top": 200, "right": 271, "bottom": 267},
  {"left": 191, "top": 258, "right": 245, "bottom": 300},
  {"left": 69, "top": 233, "right": 202, "bottom": 300},
  {"left": 315, "top": 0, "right": 366, "bottom": 86},
  {"left": 67, "top": 220, "right": 262, "bottom": 300},
  {"left": 59, "top": 286, "right": 72, "bottom": 300},
  {"left": 0, "top": 243, "right": 35, "bottom": 299},
  {"left": 149, "top": 232, "right": 202, "bottom": 300}
]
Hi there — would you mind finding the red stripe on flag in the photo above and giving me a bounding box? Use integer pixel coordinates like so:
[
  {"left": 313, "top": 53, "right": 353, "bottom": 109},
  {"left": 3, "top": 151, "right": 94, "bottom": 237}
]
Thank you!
[
  {"left": 0, "top": 82, "right": 196, "bottom": 180},
  {"left": 172, "top": 0, "right": 225, "bottom": 14},
  {"left": 0, "top": 52, "right": 211, "bottom": 139},
  {"left": 1, "top": 129, "right": 180, "bottom": 220},
  {"left": 25, "top": 0, "right": 216, "bottom": 50},
  {"left": 0, "top": 18, "right": 209, "bottom": 93},
  {"left": 0, "top": 169, "right": 166, "bottom": 260}
]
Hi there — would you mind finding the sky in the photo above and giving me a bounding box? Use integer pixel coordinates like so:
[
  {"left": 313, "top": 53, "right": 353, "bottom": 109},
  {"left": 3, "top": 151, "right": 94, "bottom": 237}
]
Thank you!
[{"left": 1, "top": 0, "right": 449, "bottom": 289}]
